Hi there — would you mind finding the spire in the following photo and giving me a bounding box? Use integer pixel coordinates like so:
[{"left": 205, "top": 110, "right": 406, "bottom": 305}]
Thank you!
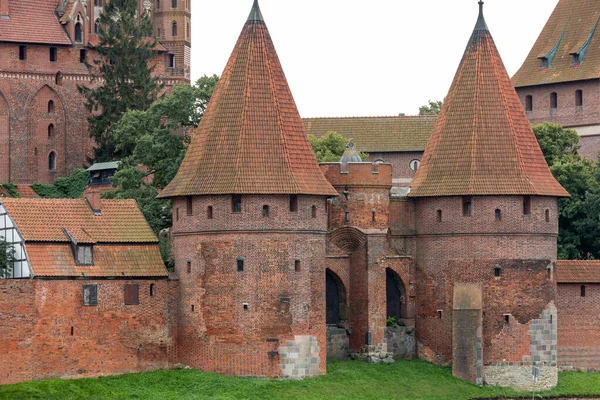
[
  {"left": 158, "top": 1, "right": 336, "bottom": 198},
  {"left": 409, "top": 3, "right": 568, "bottom": 198},
  {"left": 247, "top": 0, "right": 264, "bottom": 23},
  {"left": 474, "top": 1, "right": 488, "bottom": 31}
]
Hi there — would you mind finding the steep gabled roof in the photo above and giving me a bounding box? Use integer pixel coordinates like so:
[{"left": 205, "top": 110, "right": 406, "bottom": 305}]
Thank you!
[
  {"left": 409, "top": 2, "right": 568, "bottom": 198},
  {"left": 158, "top": 0, "right": 336, "bottom": 198},
  {"left": 513, "top": 0, "right": 600, "bottom": 88},
  {"left": 302, "top": 116, "right": 436, "bottom": 153},
  {"left": 0, "top": 0, "right": 72, "bottom": 45}
]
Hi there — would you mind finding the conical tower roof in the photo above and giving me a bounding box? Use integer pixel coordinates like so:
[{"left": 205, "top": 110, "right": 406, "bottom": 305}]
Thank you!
[
  {"left": 158, "top": 1, "right": 337, "bottom": 198},
  {"left": 409, "top": 2, "right": 568, "bottom": 198}
]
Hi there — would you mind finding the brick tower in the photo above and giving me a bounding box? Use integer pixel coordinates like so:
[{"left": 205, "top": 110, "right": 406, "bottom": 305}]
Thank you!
[
  {"left": 409, "top": 2, "right": 569, "bottom": 390},
  {"left": 158, "top": 0, "right": 337, "bottom": 378},
  {"left": 152, "top": 0, "right": 191, "bottom": 85}
]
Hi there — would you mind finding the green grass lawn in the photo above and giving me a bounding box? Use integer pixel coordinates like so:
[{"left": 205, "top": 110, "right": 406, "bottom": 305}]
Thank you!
[{"left": 1, "top": 360, "right": 600, "bottom": 400}]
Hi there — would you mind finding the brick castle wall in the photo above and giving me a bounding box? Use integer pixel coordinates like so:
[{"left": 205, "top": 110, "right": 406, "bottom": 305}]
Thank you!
[{"left": 0, "top": 279, "right": 177, "bottom": 385}]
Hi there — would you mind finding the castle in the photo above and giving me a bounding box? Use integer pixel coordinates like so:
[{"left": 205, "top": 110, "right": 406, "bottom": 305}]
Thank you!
[
  {"left": 0, "top": 0, "right": 191, "bottom": 184},
  {"left": 1, "top": 0, "right": 600, "bottom": 392}
]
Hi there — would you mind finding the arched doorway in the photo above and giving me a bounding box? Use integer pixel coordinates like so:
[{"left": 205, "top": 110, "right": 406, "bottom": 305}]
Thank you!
[
  {"left": 326, "top": 269, "right": 345, "bottom": 325},
  {"left": 386, "top": 268, "right": 406, "bottom": 323}
]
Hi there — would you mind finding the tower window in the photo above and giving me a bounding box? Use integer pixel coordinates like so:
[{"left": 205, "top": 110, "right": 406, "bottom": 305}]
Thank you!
[
  {"left": 523, "top": 196, "right": 531, "bottom": 215},
  {"left": 80, "top": 49, "right": 87, "bottom": 64},
  {"left": 545, "top": 209, "right": 550, "bottom": 222},
  {"left": 186, "top": 196, "right": 193, "bottom": 216},
  {"left": 49, "top": 47, "right": 57, "bottom": 62},
  {"left": 345, "top": 211, "right": 350, "bottom": 223},
  {"left": 550, "top": 92, "right": 558, "bottom": 109},
  {"left": 495, "top": 209, "right": 502, "bottom": 222},
  {"left": 168, "top": 54, "right": 175, "bottom": 68},
  {"left": 150, "top": 284, "right": 156, "bottom": 297},
  {"left": 207, "top": 206, "right": 213, "bottom": 219},
  {"left": 289, "top": 195, "right": 298, "bottom": 212},
  {"left": 525, "top": 95, "right": 533, "bottom": 111},
  {"left": 48, "top": 124, "right": 55, "bottom": 138},
  {"left": 175, "top": 208, "right": 179, "bottom": 221},
  {"left": 312, "top": 205, "right": 317, "bottom": 219},
  {"left": 504, "top": 314, "right": 510, "bottom": 324},
  {"left": 237, "top": 258, "right": 244, "bottom": 272},
  {"left": 156, "top": 0, "right": 160, "bottom": 9},
  {"left": 494, "top": 266, "right": 502, "bottom": 277},
  {"left": 232, "top": 195, "right": 242, "bottom": 213},
  {"left": 186, "top": 260, "right": 191, "bottom": 274},
  {"left": 372, "top": 210, "right": 376, "bottom": 223},
  {"left": 436, "top": 210, "right": 442, "bottom": 222},
  {"left": 262, "top": 205, "right": 269, "bottom": 217},
  {"left": 462, "top": 196, "right": 472, "bottom": 216},
  {"left": 19, "top": 45, "right": 27, "bottom": 61},
  {"left": 576, "top": 90, "right": 583, "bottom": 107},
  {"left": 172, "top": 0, "right": 177, "bottom": 8},
  {"left": 294, "top": 260, "right": 301, "bottom": 272},
  {"left": 48, "top": 151, "right": 56, "bottom": 171},
  {"left": 172, "top": 21, "right": 178, "bottom": 37},
  {"left": 75, "top": 22, "right": 83, "bottom": 43},
  {"left": 581, "top": 285, "right": 586, "bottom": 297},
  {"left": 48, "top": 100, "right": 55, "bottom": 114}
]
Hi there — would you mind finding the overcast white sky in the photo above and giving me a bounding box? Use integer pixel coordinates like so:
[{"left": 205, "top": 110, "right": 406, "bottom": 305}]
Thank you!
[{"left": 190, "top": 0, "right": 559, "bottom": 117}]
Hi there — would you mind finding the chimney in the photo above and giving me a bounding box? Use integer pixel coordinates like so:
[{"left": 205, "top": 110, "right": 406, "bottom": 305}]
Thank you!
[
  {"left": 85, "top": 189, "right": 102, "bottom": 216},
  {"left": 0, "top": 0, "right": 8, "bottom": 17}
]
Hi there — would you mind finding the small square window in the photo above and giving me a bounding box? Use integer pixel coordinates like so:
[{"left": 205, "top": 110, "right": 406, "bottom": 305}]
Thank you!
[
  {"left": 237, "top": 258, "right": 244, "bottom": 272},
  {"left": 124, "top": 284, "right": 140, "bottom": 305},
  {"left": 494, "top": 266, "right": 502, "bottom": 277},
  {"left": 83, "top": 284, "right": 98, "bottom": 306}
]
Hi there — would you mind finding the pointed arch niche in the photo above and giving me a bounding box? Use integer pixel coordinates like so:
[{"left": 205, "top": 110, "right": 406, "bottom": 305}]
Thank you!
[{"left": 27, "top": 85, "right": 65, "bottom": 183}]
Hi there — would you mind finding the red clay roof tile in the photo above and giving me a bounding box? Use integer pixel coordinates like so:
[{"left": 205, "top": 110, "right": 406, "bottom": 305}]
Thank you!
[
  {"left": 409, "top": 5, "right": 569, "bottom": 198},
  {"left": 158, "top": 1, "right": 336, "bottom": 198},
  {"left": 0, "top": 0, "right": 72, "bottom": 45},
  {"left": 556, "top": 260, "right": 600, "bottom": 283}
]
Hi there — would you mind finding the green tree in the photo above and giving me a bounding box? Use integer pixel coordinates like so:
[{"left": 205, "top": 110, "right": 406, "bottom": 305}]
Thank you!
[
  {"left": 30, "top": 169, "right": 89, "bottom": 199},
  {"left": 532, "top": 123, "right": 600, "bottom": 259},
  {"left": 78, "top": 0, "right": 162, "bottom": 162},
  {"left": 309, "top": 131, "right": 369, "bottom": 163},
  {"left": 418, "top": 100, "right": 443, "bottom": 116},
  {"left": 0, "top": 237, "right": 15, "bottom": 279},
  {"left": 104, "top": 76, "right": 219, "bottom": 263}
]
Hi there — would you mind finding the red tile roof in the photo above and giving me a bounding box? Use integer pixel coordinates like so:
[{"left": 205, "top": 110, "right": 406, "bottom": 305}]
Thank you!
[
  {"left": 0, "top": 0, "right": 72, "bottom": 45},
  {"left": 158, "top": 1, "right": 336, "bottom": 198},
  {"left": 556, "top": 260, "right": 600, "bottom": 283},
  {"left": 26, "top": 243, "right": 167, "bottom": 278},
  {"left": 513, "top": 0, "right": 600, "bottom": 88},
  {"left": 302, "top": 116, "right": 436, "bottom": 153},
  {"left": 409, "top": 5, "right": 569, "bottom": 198},
  {"left": 1, "top": 198, "right": 158, "bottom": 243}
]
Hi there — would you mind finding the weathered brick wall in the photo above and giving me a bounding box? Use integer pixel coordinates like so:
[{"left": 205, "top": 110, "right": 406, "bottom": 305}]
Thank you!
[
  {"left": 0, "top": 279, "right": 177, "bottom": 385},
  {"left": 172, "top": 194, "right": 328, "bottom": 377},
  {"left": 557, "top": 283, "right": 600, "bottom": 370},
  {"left": 414, "top": 196, "right": 559, "bottom": 365},
  {"left": 367, "top": 151, "right": 423, "bottom": 183}
]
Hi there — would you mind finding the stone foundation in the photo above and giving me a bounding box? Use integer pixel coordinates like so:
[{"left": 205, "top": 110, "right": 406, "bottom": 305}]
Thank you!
[
  {"left": 350, "top": 343, "right": 395, "bottom": 364},
  {"left": 279, "top": 336, "right": 321, "bottom": 379},
  {"left": 385, "top": 325, "right": 416, "bottom": 360},
  {"left": 326, "top": 326, "right": 349, "bottom": 360}
]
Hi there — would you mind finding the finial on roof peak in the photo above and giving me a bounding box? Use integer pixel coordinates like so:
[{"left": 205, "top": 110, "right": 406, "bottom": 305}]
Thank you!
[
  {"left": 474, "top": 0, "right": 488, "bottom": 31},
  {"left": 247, "top": 0, "right": 264, "bottom": 23}
]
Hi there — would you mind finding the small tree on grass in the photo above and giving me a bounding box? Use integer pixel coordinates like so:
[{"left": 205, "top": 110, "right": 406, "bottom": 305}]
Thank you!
[{"left": 78, "top": 0, "right": 162, "bottom": 162}]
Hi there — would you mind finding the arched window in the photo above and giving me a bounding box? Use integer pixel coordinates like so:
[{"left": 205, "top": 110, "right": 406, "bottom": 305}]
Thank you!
[
  {"left": 48, "top": 100, "right": 55, "bottom": 114},
  {"left": 172, "top": 21, "right": 178, "bottom": 37},
  {"left": 55, "top": 72, "right": 63, "bottom": 85},
  {"left": 326, "top": 270, "right": 346, "bottom": 325},
  {"left": 386, "top": 268, "right": 406, "bottom": 323},
  {"left": 75, "top": 22, "right": 83, "bottom": 43},
  {"left": 48, "top": 152, "right": 56, "bottom": 171},
  {"left": 94, "top": 19, "right": 100, "bottom": 34},
  {"left": 48, "top": 124, "right": 55, "bottom": 138}
]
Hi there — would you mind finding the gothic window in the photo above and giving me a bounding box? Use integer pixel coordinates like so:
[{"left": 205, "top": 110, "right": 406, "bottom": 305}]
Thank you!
[
  {"left": 495, "top": 209, "right": 502, "bottom": 222},
  {"left": 545, "top": 209, "right": 550, "bottom": 222},
  {"left": 150, "top": 284, "right": 156, "bottom": 297},
  {"left": 94, "top": 19, "right": 100, "bottom": 34},
  {"left": 436, "top": 209, "right": 442, "bottom": 222},
  {"left": 48, "top": 100, "right": 55, "bottom": 114},
  {"left": 550, "top": 92, "right": 558, "bottom": 109},
  {"left": 80, "top": 49, "right": 87, "bottom": 64},
  {"left": 48, "top": 124, "right": 54, "bottom": 138},
  {"left": 55, "top": 72, "right": 63, "bottom": 85},
  {"left": 172, "top": 21, "right": 178, "bottom": 37},
  {"left": 48, "top": 151, "right": 56, "bottom": 171},
  {"left": 262, "top": 205, "right": 269, "bottom": 217},
  {"left": 75, "top": 22, "right": 83, "bottom": 43},
  {"left": 311, "top": 205, "right": 317, "bottom": 218}
]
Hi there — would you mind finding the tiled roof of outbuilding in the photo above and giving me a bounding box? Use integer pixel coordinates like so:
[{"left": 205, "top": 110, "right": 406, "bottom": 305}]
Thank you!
[
  {"left": 158, "top": 0, "right": 336, "bottom": 198},
  {"left": 1, "top": 198, "right": 158, "bottom": 243},
  {"left": 556, "top": 260, "right": 600, "bottom": 283},
  {"left": 512, "top": 0, "right": 600, "bottom": 88},
  {"left": 0, "top": 0, "right": 72, "bottom": 45},
  {"left": 409, "top": 3, "right": 569, "bottom": 198},
  {"left": 302, "top": 116, "right": 436, "bottom": 153}
]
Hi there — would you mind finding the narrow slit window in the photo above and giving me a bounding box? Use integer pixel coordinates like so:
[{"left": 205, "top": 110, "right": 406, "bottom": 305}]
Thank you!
[
  {"left": 525, "top": 95, "right": 533, "bottom": 111},
  {"left": 186, "top": 196, "right": 193, "bottom": 216},
  {"left": 437, "top": 310, "right": 443, "bottom": 319},
  {"left": 191, "top": 305, "right": 194, "bottom": 312},
  {"left": 48, "top": 151, "right": 56, "bottom": 171},
  {"left": 175, "top": 208, "right": 179, "bottom": 221},
  {"left": 289, "top": 195, "right": 298, "bottom": 212},
  {"left": 462, "top": 196, "right": 472, "bottom": 216},
  {"left": 186, "top": 261, "right": 191, "bottom": 274},
  {"left": 50, "top": 47, "right": 57, "bottom": 62},
  {"left": 48, "top": 124, "right": 54, "bottom": 138},
  {"left": 312, "top": 205, "right": 317, "bottom": 219},
  {"left": 494, "top": 266, "right": 502, "bottom": 277},
  {"left": 19, "top": 45, "right": 27, "bottom": 60},
  {"left": 504, "top": 314, "right": 510, "bottom": 324},
  {"left": 207, "top": 206, "right": 213, "bottom": 219},
  {"left": 172, "top": 21, "right": 178, "bottom": 37},
  {"left": 523, "top": 196, "right": 531, "bottom": 215},
  {"left": 237, "top": 258, "right": 244, "bottom": 272},
  {"left": 80, "top": 49, "right": 87, "bottom": 64},
  {"left": 372, "top": 210, "right": 376, "bottom": 224},
  {"left": 345, "top": 211, "right": 350, "bottom": 223},
  {"left": 232, "top": 195, "right": 242, "bottom": 213},
  {"left": 436, "top": 210, "right": 442, "bottom": 222},
  {"left": 545, "top": 209, "right": 550, "bottom": 222},
  {"left": 576, "top": 90, "right": 583, "bottom": 107},
  {"left": 495, "top": 209, "right": 502, "bottom": 222},
  {"left": 150, "top": 284, "right": 156, "bottom": 297},
  {"left": 581, "top": 285, "right": 586, "bottom": 297},
  {"left": 550, "top": 92, "right": 558, "bottom": 109},
  {"left": 48, "top": 100, "right": 55, "bottom": 114},
  {"left": 263, "top": 205, "right": 269, "bottom": 217},
  {"left": 294, "top": 260, "right": 301, "bottom": 272}
]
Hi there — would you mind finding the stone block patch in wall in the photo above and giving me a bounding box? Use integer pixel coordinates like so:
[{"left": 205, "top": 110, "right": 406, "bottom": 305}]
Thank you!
[
  {"left": 385, "top": 326, "right": 415, "bottom": 360},
  {"left": 279, "top": 336, "right": 321, "bottom": 379},
  {"left": 326, "top": 327, "right": 349, "bottom": 360}
]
